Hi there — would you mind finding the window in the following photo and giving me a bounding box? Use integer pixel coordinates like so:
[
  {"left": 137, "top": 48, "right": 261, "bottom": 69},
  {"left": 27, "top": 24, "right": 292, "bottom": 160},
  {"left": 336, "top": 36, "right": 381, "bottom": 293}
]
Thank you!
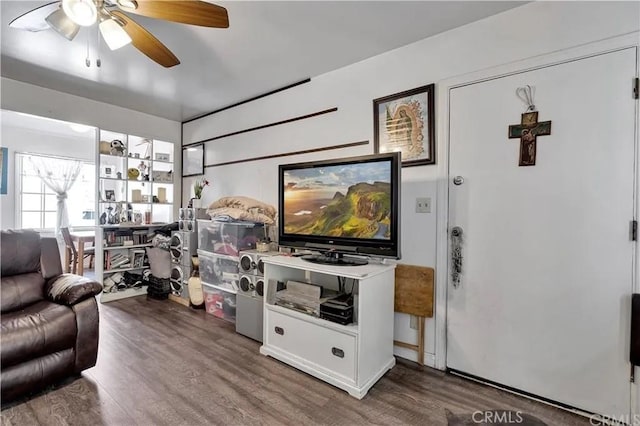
[{"left": 16, "top": 153, "right": 95, "bottom": 230}]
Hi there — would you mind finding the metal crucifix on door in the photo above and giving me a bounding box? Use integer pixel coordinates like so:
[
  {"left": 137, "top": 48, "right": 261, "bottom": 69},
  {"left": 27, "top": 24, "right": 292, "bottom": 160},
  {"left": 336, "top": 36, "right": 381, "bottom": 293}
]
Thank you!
[{"left": 508, "top": 111, "right": 552, "bottom": 166}]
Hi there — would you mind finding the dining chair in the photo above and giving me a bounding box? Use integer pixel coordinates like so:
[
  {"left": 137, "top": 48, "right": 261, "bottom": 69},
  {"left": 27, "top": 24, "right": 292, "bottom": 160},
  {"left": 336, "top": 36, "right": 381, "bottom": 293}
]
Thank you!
[{"left": 61, "top": 227, "right": 95, "bottom": 274}]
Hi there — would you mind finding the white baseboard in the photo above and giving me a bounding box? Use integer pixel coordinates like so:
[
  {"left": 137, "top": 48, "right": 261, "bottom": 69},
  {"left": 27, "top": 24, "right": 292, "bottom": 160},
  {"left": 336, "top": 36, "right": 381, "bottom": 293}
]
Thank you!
[{"left": 393, "top": 346, "right": 438, "bottom": 369}]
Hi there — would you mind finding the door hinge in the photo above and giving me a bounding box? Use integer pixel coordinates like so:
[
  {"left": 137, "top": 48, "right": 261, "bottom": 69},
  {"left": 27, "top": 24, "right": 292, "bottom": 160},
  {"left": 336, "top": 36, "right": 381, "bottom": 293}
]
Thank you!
[
  {"left": 634, "top": 77, "right": 639, "bottom": 99},
  {"left": 632, "top": 220, "right": 638, "bottom": 241}
]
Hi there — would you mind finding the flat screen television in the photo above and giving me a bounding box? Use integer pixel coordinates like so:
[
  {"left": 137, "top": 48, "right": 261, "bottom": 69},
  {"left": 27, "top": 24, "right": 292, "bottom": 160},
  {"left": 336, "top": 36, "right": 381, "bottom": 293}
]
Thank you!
[{"left": 278, "top": 152, "right": 401, "bottom": 265}]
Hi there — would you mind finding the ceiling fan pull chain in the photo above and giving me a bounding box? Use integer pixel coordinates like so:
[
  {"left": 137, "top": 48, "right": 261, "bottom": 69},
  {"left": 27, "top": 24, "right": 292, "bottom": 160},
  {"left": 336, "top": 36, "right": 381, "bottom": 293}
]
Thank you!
[
  {"left": 85, "top": 28, "right": 91, "bottom": 67},
  {"left": 96, "top": 24, "right": 101, "bottom": 68}
]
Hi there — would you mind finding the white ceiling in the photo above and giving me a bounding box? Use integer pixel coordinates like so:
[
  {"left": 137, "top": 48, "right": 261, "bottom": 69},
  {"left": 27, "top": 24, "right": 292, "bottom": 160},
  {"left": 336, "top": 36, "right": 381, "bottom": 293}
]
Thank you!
[{"left": 1, "top": 1, "right": 525, "bottom": 122}]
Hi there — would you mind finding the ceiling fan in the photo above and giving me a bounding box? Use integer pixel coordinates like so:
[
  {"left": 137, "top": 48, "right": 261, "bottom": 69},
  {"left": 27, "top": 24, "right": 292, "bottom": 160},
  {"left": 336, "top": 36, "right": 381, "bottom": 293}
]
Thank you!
[{"left": 8, "top": 0, "right": 229, "bottom": 68}]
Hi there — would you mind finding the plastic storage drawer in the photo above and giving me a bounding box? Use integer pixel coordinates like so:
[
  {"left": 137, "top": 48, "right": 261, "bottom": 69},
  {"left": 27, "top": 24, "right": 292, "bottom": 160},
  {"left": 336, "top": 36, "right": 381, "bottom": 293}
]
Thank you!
[
  {"left": 197, "top": 220, "right": 266, "bottom": 256},
  {"left": 202, "top": 283, "right": 236, "bottom": 322},
  {"left": 197, "top": 250, "right": 239, "bottom": 292}
]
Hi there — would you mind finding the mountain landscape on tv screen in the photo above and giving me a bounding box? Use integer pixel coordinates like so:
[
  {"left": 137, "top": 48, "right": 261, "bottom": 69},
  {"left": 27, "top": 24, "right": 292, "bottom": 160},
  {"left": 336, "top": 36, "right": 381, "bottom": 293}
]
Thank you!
[{"left": 283, "top": 162, "right": 391, "bottom": 240}]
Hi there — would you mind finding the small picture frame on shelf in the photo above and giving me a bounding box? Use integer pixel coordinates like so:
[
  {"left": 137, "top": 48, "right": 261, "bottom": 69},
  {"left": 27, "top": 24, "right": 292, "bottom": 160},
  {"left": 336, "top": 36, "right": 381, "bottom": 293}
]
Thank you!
[
  {"left": 155, "top": 153, "right": 170, "bottom": 162},
  {"left": 131, "top": 250, "right": 145, "bottom": 268},
  {"left": 133, "top": 211, "right": 143, "bottom": 225},
  {"left": 104, "top": 189, "right": 115, "bottom": 202},
  {"left": 157, "top": 187, "right": 167, "bottom": 203},
  {"left": 131, "top": 189, "right": 143, "bottom": 203},
  {"left": 141, "top": 195, "right": 149, "bottom": 203},
  {"left": 104, "top": 166, "right": 112, "bottom": 176},
  {"left": 152, "top": 170, "right": 173, "bottom": 183}
]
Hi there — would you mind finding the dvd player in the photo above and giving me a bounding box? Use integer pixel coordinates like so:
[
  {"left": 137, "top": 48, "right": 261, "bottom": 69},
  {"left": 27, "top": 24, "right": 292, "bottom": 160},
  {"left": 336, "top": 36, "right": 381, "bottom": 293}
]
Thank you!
[{"left": 320, "top": 293, "right": 354, "bottom": 325}]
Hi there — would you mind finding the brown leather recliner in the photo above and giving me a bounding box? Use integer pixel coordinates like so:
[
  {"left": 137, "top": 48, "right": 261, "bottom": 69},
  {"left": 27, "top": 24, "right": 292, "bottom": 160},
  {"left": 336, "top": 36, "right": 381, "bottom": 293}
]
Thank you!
[{"left": 1, "top": 229, "right": 103, "bottom": 403}]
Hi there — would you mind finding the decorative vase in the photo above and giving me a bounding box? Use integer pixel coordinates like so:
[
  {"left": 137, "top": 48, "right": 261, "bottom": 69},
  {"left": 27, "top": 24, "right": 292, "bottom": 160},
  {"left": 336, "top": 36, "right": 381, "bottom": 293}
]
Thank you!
[{"left": 192, "top": 198, "right": 202, "bottom": 209}]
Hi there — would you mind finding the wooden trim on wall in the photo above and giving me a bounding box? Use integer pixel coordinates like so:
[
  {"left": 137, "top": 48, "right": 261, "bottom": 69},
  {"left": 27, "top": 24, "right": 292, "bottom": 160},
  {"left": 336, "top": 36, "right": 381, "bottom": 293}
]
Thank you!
[
  {"left": 182, "top": 78, "right": 312, "bottom": 124},
  {"left": 204, "top": 140, "right": 370, "bottom": 168},
  {"left": 184, "top": 107, "right": 338, "bottom": 147}
]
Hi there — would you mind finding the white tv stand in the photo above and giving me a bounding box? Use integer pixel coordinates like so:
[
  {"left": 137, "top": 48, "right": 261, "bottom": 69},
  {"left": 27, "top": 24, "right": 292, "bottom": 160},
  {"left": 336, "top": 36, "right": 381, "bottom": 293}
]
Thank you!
[{"left": 260, "top": 255, "right": 396, "bottom": 399}]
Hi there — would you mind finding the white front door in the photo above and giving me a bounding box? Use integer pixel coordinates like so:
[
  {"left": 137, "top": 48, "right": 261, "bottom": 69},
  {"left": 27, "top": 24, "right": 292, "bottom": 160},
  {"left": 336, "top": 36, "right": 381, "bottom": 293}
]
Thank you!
[{"left": 447, "top": 47, "right": 637, "bottom": 416}]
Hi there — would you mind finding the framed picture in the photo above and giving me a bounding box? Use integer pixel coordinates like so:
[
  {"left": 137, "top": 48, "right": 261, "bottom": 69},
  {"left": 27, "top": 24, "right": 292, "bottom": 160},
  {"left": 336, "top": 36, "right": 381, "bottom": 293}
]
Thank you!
[
  {"left": 373, "top": 84, "right": 436, "bottom": 167},
  {"left": 131, "top": 249, "right": 145, "bottom": 267},
  {"left": 155, "top": 152, "right": 170, "bottom": 162},
  {"left": 152, "top": 170, "right": 173, "bottom": 183},
  {"left": 0, "top": 147, "right": 7, "bottom": 195},
  {"left": 182, "top": 144, "right": 204, "bottom": 177},
  {"left": 104, "top": 189, "right": 115, "bottom": 202}
]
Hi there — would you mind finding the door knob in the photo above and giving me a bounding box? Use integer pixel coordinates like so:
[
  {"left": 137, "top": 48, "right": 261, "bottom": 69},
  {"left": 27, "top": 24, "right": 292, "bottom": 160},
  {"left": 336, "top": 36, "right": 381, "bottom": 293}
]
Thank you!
[{"left": 453, "top": 176, "right": 464, "bottom": 186}]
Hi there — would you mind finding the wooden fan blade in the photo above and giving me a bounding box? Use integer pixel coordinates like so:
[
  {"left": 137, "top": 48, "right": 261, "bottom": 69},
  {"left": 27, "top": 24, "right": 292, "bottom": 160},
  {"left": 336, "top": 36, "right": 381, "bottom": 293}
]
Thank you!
[
  {"left": 111, "top": 11, "right": 180, "bottom": 68},
  {"left": 9, "top": 2, "right": 59, "bottom": 32},
  {"left": 118, "top": 0, "right": 229, "bottom": 28}
]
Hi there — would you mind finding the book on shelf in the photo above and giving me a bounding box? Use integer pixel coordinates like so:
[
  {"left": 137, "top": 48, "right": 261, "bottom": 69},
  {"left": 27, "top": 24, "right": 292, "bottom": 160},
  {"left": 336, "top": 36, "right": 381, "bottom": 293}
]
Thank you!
[
  {"left": 132, "top": 230, "right": 151, "bottom": 245},
  {"left": 111, "top": 259, "right": 129, "bottom": 267},
  {"left": 108, "top": 264, "right": 131, "bottom": 271},
  {"left": 104, "top": 247, "right": 148, "bottom": 271},
  {"left": 109, "top": 253, "right": 130, "bottom": 269},
  {"left": 104, "top": 229, "right": 151, "bottom": 247}
]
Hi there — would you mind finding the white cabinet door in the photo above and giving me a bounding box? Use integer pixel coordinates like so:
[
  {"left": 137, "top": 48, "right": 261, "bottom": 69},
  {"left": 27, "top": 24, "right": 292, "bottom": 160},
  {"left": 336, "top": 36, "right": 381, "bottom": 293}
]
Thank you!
[{"left": 447, "top": 47, "right": 637, "bottom": 416}]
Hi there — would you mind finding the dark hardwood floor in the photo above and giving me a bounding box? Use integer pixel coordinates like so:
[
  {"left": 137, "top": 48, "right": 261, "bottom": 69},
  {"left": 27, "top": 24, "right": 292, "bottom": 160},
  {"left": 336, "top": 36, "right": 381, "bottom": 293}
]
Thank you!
[{"left": 2, "top": 297, "right": 589, "bottom": 425}]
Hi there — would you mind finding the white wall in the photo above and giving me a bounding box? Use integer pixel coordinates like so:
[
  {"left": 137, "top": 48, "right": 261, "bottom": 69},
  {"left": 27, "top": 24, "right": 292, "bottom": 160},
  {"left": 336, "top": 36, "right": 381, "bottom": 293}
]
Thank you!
[
  {"left": 0, "top": 122, "right": 95, "bottom": 230},
  {"left": 1, "top": 78, "right": 182, "bottom": 229},
  {"left": 1, "top": 78, "right": 181, "bottom": 142},
  {"left": 186, "top": 1, "right": 639, "bottom": 366}
]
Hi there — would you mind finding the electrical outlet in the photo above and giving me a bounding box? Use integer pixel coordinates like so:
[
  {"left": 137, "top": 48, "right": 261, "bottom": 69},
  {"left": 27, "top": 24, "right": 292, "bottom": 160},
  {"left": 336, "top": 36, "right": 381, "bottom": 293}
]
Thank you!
[{"left": 416, "top": 197, "right": 431, "bottom": 213}]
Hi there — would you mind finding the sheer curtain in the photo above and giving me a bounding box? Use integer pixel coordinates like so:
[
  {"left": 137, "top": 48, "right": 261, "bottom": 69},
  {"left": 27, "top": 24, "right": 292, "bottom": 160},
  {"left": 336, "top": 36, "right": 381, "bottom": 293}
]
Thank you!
[{"left": 29, "top": 156, "right": 82, "bottom": 235}]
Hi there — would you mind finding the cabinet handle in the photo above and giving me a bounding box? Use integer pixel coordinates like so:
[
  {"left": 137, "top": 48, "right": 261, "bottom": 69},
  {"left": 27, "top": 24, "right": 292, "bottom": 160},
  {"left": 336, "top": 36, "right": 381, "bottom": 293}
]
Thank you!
[
  {"left": 331, "top": 347, "right": 344, "bottom": 358},
  {"left": 275, "top": 326, "right": 284, "bottom": 335}
]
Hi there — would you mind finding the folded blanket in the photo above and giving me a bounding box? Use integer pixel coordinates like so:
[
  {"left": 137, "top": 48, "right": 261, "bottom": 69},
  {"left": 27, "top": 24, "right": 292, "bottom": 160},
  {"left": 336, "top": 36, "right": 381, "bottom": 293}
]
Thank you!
[{"left": 207, "top": 196, "right": 277, "bottom": 224}]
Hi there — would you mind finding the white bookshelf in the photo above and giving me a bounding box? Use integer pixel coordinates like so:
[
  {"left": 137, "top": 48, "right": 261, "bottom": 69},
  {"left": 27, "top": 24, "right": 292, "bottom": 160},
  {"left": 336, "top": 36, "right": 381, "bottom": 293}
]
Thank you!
[{"left": 95, "top": 129, "right": 175, "bottom": 303}]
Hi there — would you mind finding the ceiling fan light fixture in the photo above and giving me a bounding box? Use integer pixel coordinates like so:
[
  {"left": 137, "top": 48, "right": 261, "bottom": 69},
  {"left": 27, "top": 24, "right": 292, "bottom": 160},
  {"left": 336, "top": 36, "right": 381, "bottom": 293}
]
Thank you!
[
  {"left": 99, "top": 18, "right": 132, "bottom": 50},
  {"left": 45, "top": 8, "right": 80, "bottom": 41},
  {"left": 62, "top": 0, "right": 98, "bottom": 27},
  {"left": 116, "top": 0, "right": 138, "bottom": 10}
]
